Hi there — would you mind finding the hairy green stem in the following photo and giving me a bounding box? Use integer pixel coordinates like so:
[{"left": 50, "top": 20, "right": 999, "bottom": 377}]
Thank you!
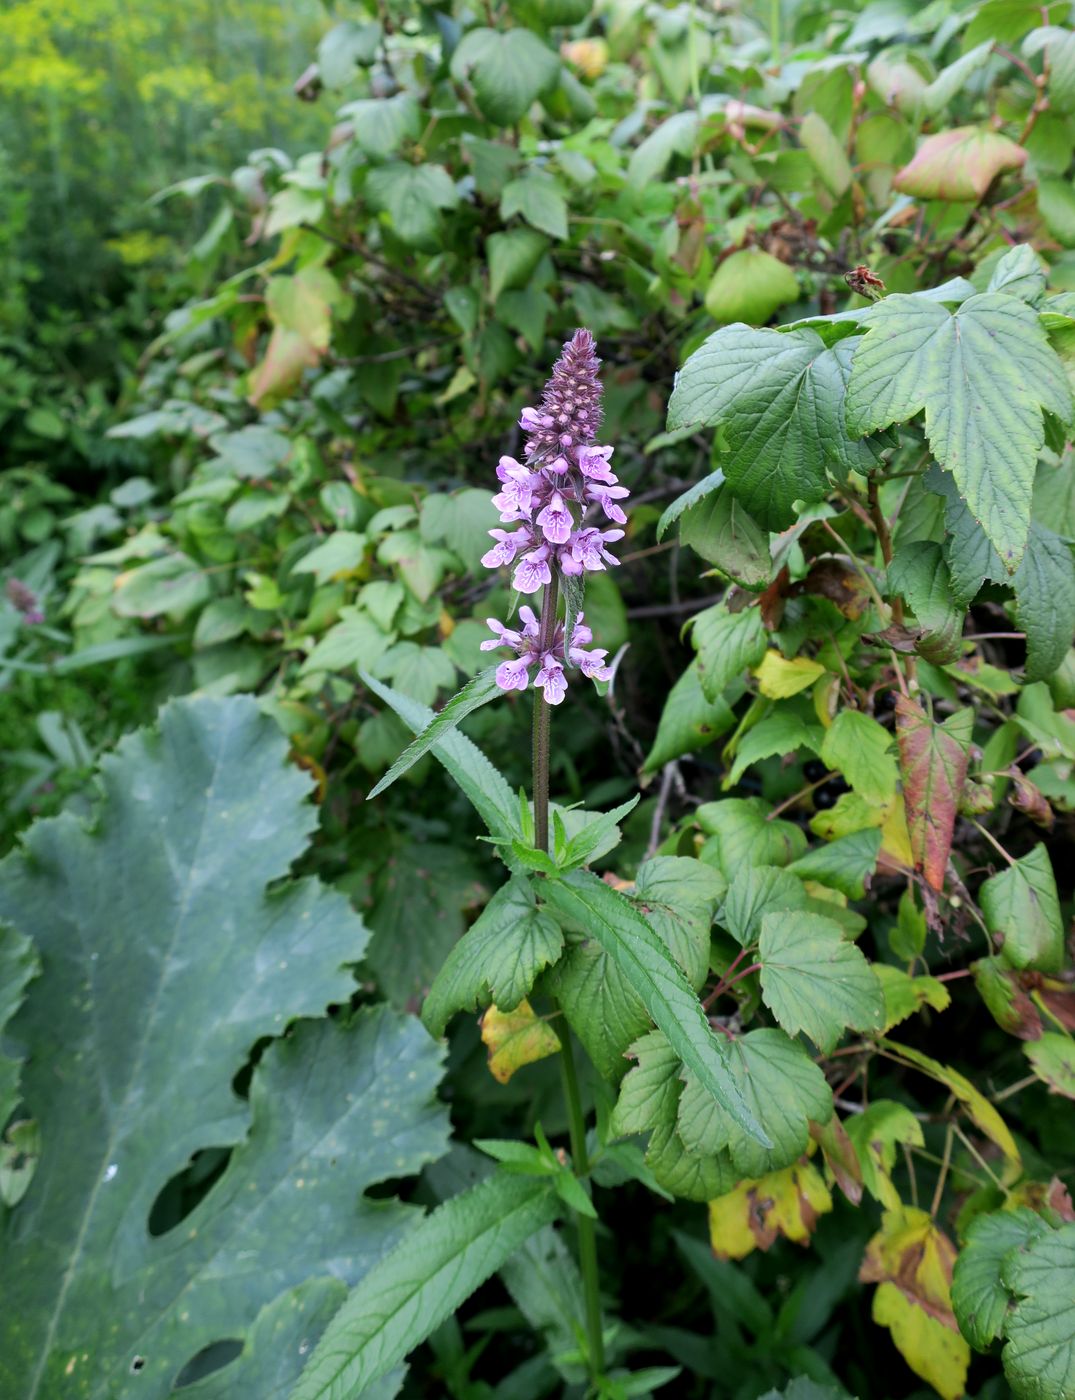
[
  {"left": 531, "top": 574, "right": 602, "bottom": 1382},
  {"left": 554, "top": 1015, "right": 605, "bottom": 1382}
]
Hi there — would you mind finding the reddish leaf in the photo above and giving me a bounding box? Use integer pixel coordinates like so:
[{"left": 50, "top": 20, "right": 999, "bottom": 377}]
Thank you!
[
  {"left": 895, "top": 698, "right": 973, "bottom": 891},
  {"left": 894, "top": 127, "right": 1027, "bottom": 202}
]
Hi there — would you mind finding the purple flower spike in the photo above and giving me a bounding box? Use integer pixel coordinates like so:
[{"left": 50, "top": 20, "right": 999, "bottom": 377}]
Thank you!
[
  {"left": 481, "top": 329, "right": 629, "bottom": 699},
  {"left": 6, "top": 577, "right": 43, "bottom": 625}
]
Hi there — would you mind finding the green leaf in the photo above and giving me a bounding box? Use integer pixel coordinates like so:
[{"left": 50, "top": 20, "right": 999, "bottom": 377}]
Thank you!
[
  {"left": 677, "top": 1028, "right": 833, "bottom": 1176},
  {"left": 542, "top": 871, "right": 769, "bottom": 1145},
  {"left": 111, "top": 553, "right": 210, "bottom": 620},
  {"left": 367, "top": 163, "right": 458, "bottom": 249},
  {"left": 559, "top": 796, "right": 640, "bottom": 871},
  {"left": 844, "top": 1100, "right": 924, "bottom": 1208},
  {"left": 546, "top": 936, "right": 652, "bottom": 1082},
  {"left": 292, "top": 1174, "right": 559, "bottom": 1400},
  {"left": 758, "top": 910, "right": 884, "bottom": 1054},
  {"left": 697, "top": 797, "right": 808, "bottom": 880},
  {"left": 643, "top": 660, "right": 739, "bottom": 772},
  {"left": 668, "top": 326, "right": 885, "bottom": 528},
  {"left": 679, "top": 486, "right": 771, "bottom": 587},
  {"left": 632, "top": 857, "right": 726, "bottom": 991},
  {"left": 655, "top": 470, "right": 724, "bottom": 541},
  {"left": 720, "top": 865, "right": 807, "bottom": 948},
  {"left": 726, "top": 712, "right": 823, "bottom": 788},
  {"left": 800, "top": 111, "right": 853, "bottom": 196},
  {"left": 500, "top": 173, "right": 568, "bottom": 240},
  {"left": 1001, "top": 1221, "right": 1075, "bottom": 1399},
  {"left": 921, "top": 41, "right": 995, "bottom": 117},
  {"left": 894, "top": 697, "right": 973, "bottom": 891},
  {"left": 887, "top": 541, "right": 964, "bottom": 664},
  {"left": 952, "top": 1208, "right": 1050, "bottom": 1352},
  {"left": 422, "top": 878, "right": 563, "bottom": 1036},
  {"left": 371, "top": 641, "right": 457, "bottom": 706},
  {"left": 318, "top": 19, "right": 382, "bottom": 86},
  {"left": 293, "top": 529, "right": 367, "bottom": 582},
  {"left": 894, "top": 126, "right": 1027, "bottom": 201},
  {"left": 846, "top": 292, "right": 1072, "bottom": 568},
  {"left": 819, "top": 710, "right": 898, "bottom": 806},
  {"left": 689, "top": 602, "right": 768, "bottom": 702},
  {"left": 1024, "top": 1032, "right": 1075, "bottom": 1100},
  {"left": 450, "top": 28, "right": 561, "bottom": 126},
  {"left": 301, "top": 608, "right": 392, "bottom": 676},
  {"left": 366, "top": 667, "right": 503, "bottom": 798},
  {"left": 988, "top": 243, "right": 1047, "bottom": 304},
  {"left": 610, "top": 1030, "right": 681, "bottom": 1137},
  {"left": 1013, "top": 524, "right": 1075, "bottom": 682},
  {"left": 704, "top": 249, "right": 800, "bottom": 326},
  {"left": 0, "top": 697, "right": 449, "bottom": 1400},
  {"left": 340, "top": 92, "right": 420, "bottom": 158},
  {"left": 361, "top": 674, "right": 519, "bottom": 841},
  {"left": 874, "top": 965, "right": 951, "bottom": 1031},
  {"left": 980, "top": 843, "right": 1064, "bottom": 974},
  {"left": 486, "top": 227, "right": 549, "bottom": 301},
  {"left": 925, "top": 463, "right": 1008, "bottom": 604},
  {"left": 787, "top": 830, "right": 883, "bottom": 900},
  {"left": 0, "top": 922, "right": 37, "bottom": 1127}
]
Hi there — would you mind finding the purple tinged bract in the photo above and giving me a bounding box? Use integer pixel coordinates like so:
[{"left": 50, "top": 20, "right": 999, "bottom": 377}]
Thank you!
[{"left": 481, "top": 329, "right": 628, "bottom": 698}]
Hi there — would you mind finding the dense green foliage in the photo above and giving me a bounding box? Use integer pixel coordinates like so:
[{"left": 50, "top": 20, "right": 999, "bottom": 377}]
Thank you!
[{"left": 3, "top": 0, "right": 1075, "bottom": 1396}]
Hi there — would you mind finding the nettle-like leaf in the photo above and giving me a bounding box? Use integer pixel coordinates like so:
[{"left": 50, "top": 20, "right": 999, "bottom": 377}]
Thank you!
[
  {"left": 1000, "top": 1221, "right": 1075, "bottom": 1400},
  {"left": 0, "top": 697, "right": 451, "bottom": 1400},
  {"left": 980, "top": 844, "right": 1064, "bottom": 974},
  {"left": 952, "top": 1208, "right": 1050, "bottom": 1352},
  {"left": 449, "top": 27, "right": 561, "bottom": 126},
  {"left": 0, "top": 920, "right": 37, "bottom": 1128},
  {"left": 668, "top": 326, "right": 886, "bottom": 529},
  {"left": 758, "top": 910, "right": 884, "bottom": 1054},
  {"left": 688, "top": 601, "right": 768, "bottom": 703},
  {"left": 846, "top": 290, "right": 1073, "bottom": 568},
  {"left": 422, "top": 876, "right": 563, "bottom": 1037},
  {"left": 894, "top": 697, "right": 973, "bottom": 890},
  {"left": 1012, "top": 523, "right": 1075, "bottom": 682}
]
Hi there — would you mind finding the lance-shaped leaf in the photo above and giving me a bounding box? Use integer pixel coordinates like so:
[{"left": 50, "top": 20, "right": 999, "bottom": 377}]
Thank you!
[
  {"left": 953, "top": 1208, "right": 1052, "bottom": 1352},
  {"left": 894, "top": 697, "right": 973, "bottom": 890},
  {"left": 758, "top": 910, "right": 884, "bottom": 1054},
  {"left": 668, "top": 326, "right": 886, "bottom": 529},
  {"left": 1012, "top": 523, "right": 1075, "bottom": 683},
  {"left": 980, "top": 844, "right": 1064, "bottom": 974},
  {"left": 886, "top": 541, "right": 964, "bottom": 664},
  {"left": 291, "top": 1173, "right": 560, "bottom": 1400},
  {"left": 1000, "top": 1221, "right": 1075, "bottom": 1400},
  {"left": 0, "top": 696, "right": 450, "bottom": 1400},
  {"left": 422, "top": 877, "right": 563, "bottom": 1037},
  {"left": 880, "top": 1039, "right": 1020, "bottom": 1162},
  {"left": 0, "top": 921, "right": 37, "bottom": 1128},
  {"left": 846, "top": 292, "right": 1072, "bottom": 568},
  {"left": 542, "top": 870, "right": 769, "bottom": 1146},
  {"left": 689, "top": 601, "right": 768, "bottom": 703}
]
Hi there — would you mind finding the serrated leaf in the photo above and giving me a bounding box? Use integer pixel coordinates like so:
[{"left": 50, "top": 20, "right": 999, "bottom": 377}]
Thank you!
[
  {"left": 786, "top": 830, "right": 883, "bottom": 901},
  {"left": 481, "top": 1000, "right": 561, "bottom": 1082},
  {"left": 365, "top": 667, "right": 501, "bottom": 797},
  {"left": 925, "top": 462, "right": 1008, "bottom": 604},
  {"left": 677, "top": 1029, "right": 833, "bottom": 1176},
  {"left": 758, "top": 910, "right": 884, "bottom": 1054},
  {"left": 450, "top": 28, "right": 560, "bottom": 126},
  {"left": 1000, "top": 1221, "right": 1075, "bottom": 1400},
  {"left": 697, "top": 797, "right": 808, "bottom": 880},
  {"left": 486, "top": 227, "right": 549, "bottom": 301},
  {"left": 894, "top": 697, "right": 973, "bottom": 890},
  {"left": 720, "top": 864, "right": 808, "bottom": 948},
  {"left": 820, "top": 710, "right": 898, "bottom": 806},
  {"left": 846, "top": 292, "right": 1072, "bottom": 567},
  {"left": 642, "top": 660, "right": 738, "bottom": 771},
  {"left": 302, "top": 609, "right": 392, "bottom": 676},
  {"left": 500, "top": 173, "right": 568, "bottom": 240},
  {"left": 292, "top": 1174, "right": 559, "bottom": 1400},
  {"left": 422, "top": 878, "right": 563, "bottom": 1036},
  {"left": 1024, "top": 1032, "right": 1075, "bottom": 1100},
  {"left": 669, "top": 326, "right": 885, "bottom": 529},
  {"left": 610, "top": 1030, "right": 681, "bottom": 1137},
  {"left": 689, "top": 601, "right": 768, "bottom": 703},
  {"left": 679, "top": 486, "right": 772, "bottom": 586},
  {"left": 980, "top": 843, "right": 1064, "bottom": 974},
  {"left": 725, "top": 711, "right": 823, "bottom": 788},
  {"left": 632, "top": 858, "right": 726, "bottom": 991},
  {"left": 845, "top": 1100, "right": 924, "bottom": 1208},
  {"left": 655, "top": 470, "right": 724, "bottom": 541},
  {"left": 647, "top": 1115, "right": 738, "bottom": 1202},
  {"left": 1013, "top": 523, "right": 1075, "bottom": 682},
  {"left": 0, "top": 697, "right": 449, "bottom": 1400},
  {"left": 367, "top": 163, "right": 458, "bottom": 249},
  {"left": 542, "top": 871, "right": 769, "bottom": 1145},
  {"left": 753, "top": 651, "right": 826, "bottom": 699},
  {"left": 294, "top": 530, "right": 367, "bottom": 583},
  {"left": 874, "top": 965, "right": 950, "bottom": 1031},
  {"left": 952, "top": 1207, "right": 1050, "bottom": 1351},
  {"left": 340, "top": 92, "right": 420, "bottom": 158},
  {"left": 708, "top": 1162, "right": 833, "bottom": 1260},
  {"left": 988, "top": 243, "right": 1047, "bottom": 304},
  {"left": 361, "top": 674, "right": 518, "bottom": 842},
  {"left": 887, "top": 540, "right": 965, "bottom": 664},
  {"left": 894, "top": 126, "right": 1027, "bottom": 201}
]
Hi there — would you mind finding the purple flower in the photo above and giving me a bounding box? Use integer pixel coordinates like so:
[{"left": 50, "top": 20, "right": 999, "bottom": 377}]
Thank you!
[
  {"left": 586, "top": 480, "right": 630, "bottom": 524},
  {"left": 566, "top": 527, "right": 624, "bottom": 574},
  {"left": 481, "top": 526, "right": 532, "bottom": 569},
  {"left": 496, "top": 656, "right": 532, "bottom": 691},
  {"left": 535, "top": 654, "right": 567, "bottom": 705},
  {"left": 536, "top": 491, "right": 573, "bottom": 545},
  {"left": 5, "top": 577, "right": 42, "bottom": 625},
  {"left": 513, "top": 546, "right": 553, "bottom": 594},
  {"left": 578, "top": 445, "right": 615, "bottom": 481}
]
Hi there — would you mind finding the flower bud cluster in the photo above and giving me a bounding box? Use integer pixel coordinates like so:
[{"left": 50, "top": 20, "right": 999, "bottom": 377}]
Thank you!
[{"left": 481, "top": 329, "right": 628, "bottom": 699}]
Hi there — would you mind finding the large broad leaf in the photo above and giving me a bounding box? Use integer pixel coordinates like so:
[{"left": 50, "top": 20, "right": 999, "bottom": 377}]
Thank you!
[
  {"left": 758, "top": 910, "right": 884, "bottom": 1054},
  {"left": 366, "top": 163, "right": 458, "bottom": 249},
  {"left": 820, "top": 710, "right": 898, "bottom": 807},
  {"left": 542, "top": 870, "right": 769, "bottom": 1146},
  {"left": 846, "top": 291, "right": 1072, "bottom": 568},
  {"left": 952, "top": 1208, "right": 1050, "bottom": 1352},
  {"left": 422, "top": 876, "right": 563, "bottom": 1036},
  {"left": 450, "top": 28, "right": 560, "bottom": 126},
  {"left": 642, "top": 660, "right": 739, "bottom": 772},
  {"left": 668, "top": 326, "right": 885, "bottom": 528},
  {"left": 894, "top": 698, "right": 973, "bottom": 890},
  {"left": 689, "top": 601, "right": 768, "bottom": 702},
  {"left": 291, "top": 1173, "right": 560, "bottom": 1400},
  {"left": 893, "top": 126, "right": 1027, "bottom": 201},
  {"left": 0, "top": 696, "right": 450, "bottom": 1399},
  {"left": 1001, "top": 1221, "right": 1075, "bottom": 1400},
  {"left": 980, "top": 844, "right": 1064, "bottom": 974},
  {"left": 1012, "top": 523, "right": 1075, "bottom": 683}
]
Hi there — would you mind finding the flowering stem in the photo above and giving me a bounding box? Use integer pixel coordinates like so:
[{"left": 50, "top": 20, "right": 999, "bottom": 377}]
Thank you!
[
  {"left": 553, "top": 1015, "right": 605, "bottom": 1383},
  {"left": 531, "top": 573, "right": 559, "bottom": 854}
]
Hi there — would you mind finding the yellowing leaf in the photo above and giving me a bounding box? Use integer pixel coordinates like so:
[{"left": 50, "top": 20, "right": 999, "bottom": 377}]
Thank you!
[
  {"left": 845, "top": 1100, "right": 924, "bottom": 1209},
  {"left": 881, "top": 1039, "right": 1020, "bottom": 1164},
  {"left": 753, "top": 650, "right": 826, "bottom": 699},
  {"left": 894, "top": 126, "right": 1027, "bottom": 202},
  {"left": 872, "top": 1283, "right": 970, "bottom": 1400},
  {"left": 479, "top": 1000, "right": 560, "bottom": 1083},
  {"left": 880, "top": 796, "right": 914, "bottom": 869},
  {"left": 707, "top": 1160, "right": 832, "bottom": 1260},
  {"left": 874, "top": 965, "right": 951, "bottom": 1031}
]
